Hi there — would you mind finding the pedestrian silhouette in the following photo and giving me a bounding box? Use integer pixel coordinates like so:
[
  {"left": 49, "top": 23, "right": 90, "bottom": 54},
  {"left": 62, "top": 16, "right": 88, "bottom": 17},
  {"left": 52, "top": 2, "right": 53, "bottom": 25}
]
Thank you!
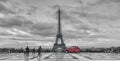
[
  {"left": 37, "top": 46, "right": 42, "bottom": 56},
  {"left": 25, "top": 46, "right": 29, "bottom": 56},
  {"left": 32, "top": 48, "right": 36, "bottom": 54}
]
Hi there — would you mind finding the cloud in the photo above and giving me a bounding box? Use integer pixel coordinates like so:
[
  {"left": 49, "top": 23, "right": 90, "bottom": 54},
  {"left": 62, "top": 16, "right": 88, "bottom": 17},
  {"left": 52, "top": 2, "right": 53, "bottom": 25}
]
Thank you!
[
  {"left": 0, "top": 16, "right": 33, "bottom": 28},
  {"left": 0, "top": 1, "right": 18, "bottom": 14},
  {"left": 0, "top": 28, "right": 33, "bottom": 38},
  {"left": 0, "top": 0, "right": 8, "bottom": 2},
  {"left": 28, "top": 22, "right": 56, "bottom": 37},
  {"left": 0, "top": 28, "right": 12, "bottom": 36},
  {"left": 0, "top": 16, "right": 56, "bottom": 37}
]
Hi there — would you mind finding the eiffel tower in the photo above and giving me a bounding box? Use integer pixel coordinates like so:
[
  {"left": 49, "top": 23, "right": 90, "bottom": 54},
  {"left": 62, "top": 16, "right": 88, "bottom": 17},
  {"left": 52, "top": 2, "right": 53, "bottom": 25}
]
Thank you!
[{"left": 52, "top": 8, "right": 66, "bottom": 52}]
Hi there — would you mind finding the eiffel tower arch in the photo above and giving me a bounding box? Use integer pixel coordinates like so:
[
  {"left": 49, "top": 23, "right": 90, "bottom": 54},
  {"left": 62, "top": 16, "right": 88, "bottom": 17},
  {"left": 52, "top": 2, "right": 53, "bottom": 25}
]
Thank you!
[{"left": 52, "top": 8, "right": 66, "bottom": 52}]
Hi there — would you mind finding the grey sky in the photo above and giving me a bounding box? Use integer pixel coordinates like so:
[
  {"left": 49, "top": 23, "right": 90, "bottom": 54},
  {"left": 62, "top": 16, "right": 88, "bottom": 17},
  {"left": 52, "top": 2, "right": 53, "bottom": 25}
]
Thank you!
[{"left": 0, "top": 0, "right": 120, "bottom": 48}]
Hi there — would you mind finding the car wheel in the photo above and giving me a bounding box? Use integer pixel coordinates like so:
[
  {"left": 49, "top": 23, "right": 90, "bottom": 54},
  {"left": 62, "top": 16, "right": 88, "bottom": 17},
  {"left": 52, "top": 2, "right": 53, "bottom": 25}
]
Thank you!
[{"left": 65, "top": 51, "right": 69, "bottom": 53}]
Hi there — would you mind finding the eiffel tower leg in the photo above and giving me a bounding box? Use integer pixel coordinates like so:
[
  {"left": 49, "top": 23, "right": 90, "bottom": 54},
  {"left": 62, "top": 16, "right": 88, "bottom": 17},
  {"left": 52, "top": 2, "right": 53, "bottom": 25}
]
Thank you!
[
  {"left": 60, "top": 37, "right": 66, "bottom": 50},
  {"left": 61, "top": 37, "right": 64, "bottom": 44},
  {"left": 55, "top": 36, "right": 58, "bottom": 44}
]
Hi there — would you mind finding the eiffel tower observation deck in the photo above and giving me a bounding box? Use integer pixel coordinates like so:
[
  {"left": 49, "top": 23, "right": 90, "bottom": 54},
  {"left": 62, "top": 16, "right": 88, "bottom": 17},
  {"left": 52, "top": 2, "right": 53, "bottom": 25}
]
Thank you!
[{"left": 52, "top": 7, "right": 66, "bottom": 52}]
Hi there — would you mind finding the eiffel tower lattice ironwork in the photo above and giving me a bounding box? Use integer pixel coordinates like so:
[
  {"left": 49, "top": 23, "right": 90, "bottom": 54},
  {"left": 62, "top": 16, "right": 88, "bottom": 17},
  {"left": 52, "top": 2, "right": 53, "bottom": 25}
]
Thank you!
[{"left": 52, "top": 8, "right": 66, "bottom": 52}]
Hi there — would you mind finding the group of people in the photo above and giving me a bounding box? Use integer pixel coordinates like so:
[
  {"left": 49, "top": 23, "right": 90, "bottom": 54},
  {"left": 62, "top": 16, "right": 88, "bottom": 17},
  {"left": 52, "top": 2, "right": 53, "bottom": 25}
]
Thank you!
[{"left": 25, "top": 46, "right": 42, "bottom": 56}]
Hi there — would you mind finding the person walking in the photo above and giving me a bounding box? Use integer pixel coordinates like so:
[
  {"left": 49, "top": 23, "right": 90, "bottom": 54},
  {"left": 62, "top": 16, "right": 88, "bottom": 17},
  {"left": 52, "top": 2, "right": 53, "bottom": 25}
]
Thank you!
[
  {"left": 37, "top": 46, "right": 42, "bottom": 56},
  {"left": 32, "top": 48, "right": 36, "bottom": 54},
  {"left": 25, "top": 46, "right": 30, "bottom": 56}
]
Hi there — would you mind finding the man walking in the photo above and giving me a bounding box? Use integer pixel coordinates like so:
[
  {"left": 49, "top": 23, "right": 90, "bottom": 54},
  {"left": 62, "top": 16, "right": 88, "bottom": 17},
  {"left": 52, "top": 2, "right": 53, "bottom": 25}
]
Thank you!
[
  {"left": 25, "top": 46, "right": 30, "bottom": 56},
  {"left": 37, "top": 46, "right": 42, "bottom": 56}
]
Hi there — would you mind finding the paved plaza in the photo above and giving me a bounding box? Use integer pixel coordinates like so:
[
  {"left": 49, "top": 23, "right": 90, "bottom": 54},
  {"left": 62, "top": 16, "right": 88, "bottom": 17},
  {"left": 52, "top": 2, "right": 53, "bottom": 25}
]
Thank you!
[{"left": 0, "top": 53, "right": 120, "bottom": 61}]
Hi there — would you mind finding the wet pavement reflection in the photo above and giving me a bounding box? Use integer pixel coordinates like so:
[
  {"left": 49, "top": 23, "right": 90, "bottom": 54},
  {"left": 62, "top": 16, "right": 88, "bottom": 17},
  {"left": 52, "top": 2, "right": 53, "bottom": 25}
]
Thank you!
[
  {"left": 0, "top": 53, "right": 83, "bottom": 61},
  {"left": 23, "top": 53, "right": 78, "bottom": 61},
  {"left": 55, "top": 53, "right": 64, "bottom": 61},
  {"left": 0, "top": 53, "right": 120, "bottom": 61}
]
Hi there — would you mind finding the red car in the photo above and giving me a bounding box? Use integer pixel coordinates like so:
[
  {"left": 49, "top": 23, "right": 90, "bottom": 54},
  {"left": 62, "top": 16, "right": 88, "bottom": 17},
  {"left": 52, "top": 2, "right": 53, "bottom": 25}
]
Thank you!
[{"left": 64, "top": 46, "right": 80, "bottom": 53}]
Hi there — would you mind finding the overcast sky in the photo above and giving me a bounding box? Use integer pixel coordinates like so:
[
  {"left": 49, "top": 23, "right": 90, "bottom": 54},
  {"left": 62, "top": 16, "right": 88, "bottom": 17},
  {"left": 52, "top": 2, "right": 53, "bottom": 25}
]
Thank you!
[{"left": 0, "top": 0, "right": 120, "bottom": 48}]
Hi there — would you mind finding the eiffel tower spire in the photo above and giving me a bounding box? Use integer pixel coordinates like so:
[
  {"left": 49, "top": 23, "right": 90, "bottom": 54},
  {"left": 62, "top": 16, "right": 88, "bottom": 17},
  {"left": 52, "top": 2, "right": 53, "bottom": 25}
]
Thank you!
[{"left": 58, "top": 8, "right": 61, "bottom": 34}]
